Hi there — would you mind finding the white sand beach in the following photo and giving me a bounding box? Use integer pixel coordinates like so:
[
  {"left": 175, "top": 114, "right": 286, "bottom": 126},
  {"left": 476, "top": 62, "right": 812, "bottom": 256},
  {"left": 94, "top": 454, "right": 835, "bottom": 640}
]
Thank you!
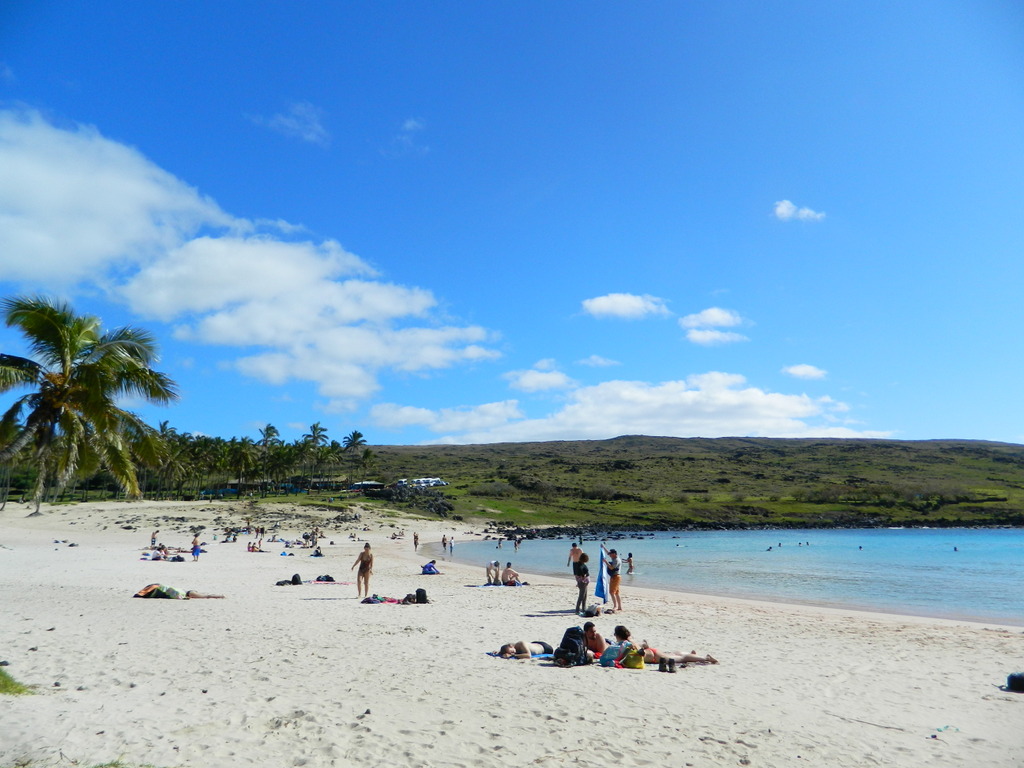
[{"left": 1, "top": 499, "right": 1022, "bottom": 768}]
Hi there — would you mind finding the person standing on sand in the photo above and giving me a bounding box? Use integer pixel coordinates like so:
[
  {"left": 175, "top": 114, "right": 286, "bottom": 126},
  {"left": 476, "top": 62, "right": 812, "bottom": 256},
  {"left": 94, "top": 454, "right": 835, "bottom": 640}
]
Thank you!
[
  {"left": 352, "top": 543, "right": 373, "bottom": 598},
  {"left": 574, "top": 553, "right": 591, "bottom": 614},
  {"left": 191, "top": 534, "right": 201, "bottom": 562},
  {"left": 568, "top": 542, "right": 583, "bottom": 576},
  {"left": 151, "top": 530, "right": 159, "bottom": 548},
  {"left": 603, "top": 548, "right": 623, "bottom": 612},
  {"left": 413, "top": 532, "right": 419, "bottom": 552}
]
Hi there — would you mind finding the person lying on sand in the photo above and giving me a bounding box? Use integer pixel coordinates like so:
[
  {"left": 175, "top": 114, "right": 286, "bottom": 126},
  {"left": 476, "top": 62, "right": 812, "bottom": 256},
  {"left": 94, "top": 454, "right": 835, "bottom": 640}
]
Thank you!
[
  {"left": 496, "top": 641, "right": 554, "bottom": 659},
  {"left": 636, "top": 640, "right": 718, "bottom": 668},
  {"left": 133, "top": 584, "right": 225, "bottom": 599}
]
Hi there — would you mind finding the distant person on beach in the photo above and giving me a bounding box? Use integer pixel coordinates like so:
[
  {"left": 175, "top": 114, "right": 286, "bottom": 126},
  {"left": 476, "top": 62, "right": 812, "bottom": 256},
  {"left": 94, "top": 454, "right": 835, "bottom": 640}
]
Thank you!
[
  {"left": 501, "top": 562, "right": 520, "bottom": 585},
  {"left": 575, "top": 553, "right": 591, "bottom": 614},
  {"left": 603, "top": 548, "right": 623, "bottom": 612},
  {"left": 496, "top": 640, "right": 554, "bottom": 659},
  {"left": 414, "top": 532, "right": 419, "bottom": 551},
  {"left": 352, "top": 543, "right": 374, "bottom": 598},
  {"left": 133, "top": 584, "right": 224, "bottom": 599},
  {"left": 442, "top": 535, "right": 448, "bottom": 550},
  {"left": 485, "top": 560, "right": 501, "bottom": 585},
  {"left": 626, "top": 553, "right": 634, "bottom": 574},
  {"left": 191, "top": 535, "right": 202, "bottom": 562},
  {"left": 421, "top": 560, "right": 441, "bottom": 574},
  {"left": 568, "top": 542, "right": 582, "bottom": 575},
  {"left": 151, "top": 530, "right": 159, "bottom": 548}
]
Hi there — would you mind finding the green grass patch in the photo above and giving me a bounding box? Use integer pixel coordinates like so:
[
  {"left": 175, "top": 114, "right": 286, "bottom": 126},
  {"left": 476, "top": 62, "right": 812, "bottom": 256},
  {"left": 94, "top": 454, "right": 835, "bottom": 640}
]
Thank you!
[{"left": 0, "top": 668, "right": 30, "bottom": 695}]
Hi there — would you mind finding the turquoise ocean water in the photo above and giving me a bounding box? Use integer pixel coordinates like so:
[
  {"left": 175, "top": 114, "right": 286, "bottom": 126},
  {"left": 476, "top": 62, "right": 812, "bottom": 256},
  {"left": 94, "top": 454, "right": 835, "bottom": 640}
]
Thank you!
[{"left": 435, "top": 528, "right": 1024, "bottom": 626}]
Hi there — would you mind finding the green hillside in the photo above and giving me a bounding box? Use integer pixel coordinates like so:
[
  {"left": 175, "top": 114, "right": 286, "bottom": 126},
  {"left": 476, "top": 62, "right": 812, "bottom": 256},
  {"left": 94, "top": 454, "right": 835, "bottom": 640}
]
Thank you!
[{"left": 364, "top": 436, "right": 1024, "bottom": 529}]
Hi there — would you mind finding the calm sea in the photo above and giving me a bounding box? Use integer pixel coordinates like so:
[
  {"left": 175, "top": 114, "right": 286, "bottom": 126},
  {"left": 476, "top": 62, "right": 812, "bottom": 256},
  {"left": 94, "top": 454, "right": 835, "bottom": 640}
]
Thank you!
[{"left": 436, "top": 528, "right": 1024, "bottom": 626}]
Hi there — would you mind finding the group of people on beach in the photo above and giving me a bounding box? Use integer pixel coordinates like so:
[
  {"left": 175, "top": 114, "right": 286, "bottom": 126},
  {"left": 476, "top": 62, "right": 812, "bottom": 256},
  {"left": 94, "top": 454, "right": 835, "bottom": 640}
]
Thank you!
[
  {"left": 144, "top": 530, "right": 203, "bottom": 562},
  {"left": 569, "top": 542, "right": 626, "bottom": 614},
  {"left": 498, "top": 623, "right": 717, "bottom": 671},
  {"left": 485, "top": 560, "right": 523, "bottom": 585}
]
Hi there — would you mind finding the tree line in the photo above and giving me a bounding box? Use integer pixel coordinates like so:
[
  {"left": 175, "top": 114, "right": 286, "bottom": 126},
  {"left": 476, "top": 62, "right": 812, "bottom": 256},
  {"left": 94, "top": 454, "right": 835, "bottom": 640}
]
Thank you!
[{"left": 0, "top": 295, "right": 376, "bottom": 510}]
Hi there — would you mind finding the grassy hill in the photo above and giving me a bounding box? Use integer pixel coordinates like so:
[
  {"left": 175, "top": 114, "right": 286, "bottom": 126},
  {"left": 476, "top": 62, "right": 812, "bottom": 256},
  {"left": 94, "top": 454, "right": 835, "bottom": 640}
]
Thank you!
[{"left": 362, "top": 436, "right": 1024, "bottom": 529}]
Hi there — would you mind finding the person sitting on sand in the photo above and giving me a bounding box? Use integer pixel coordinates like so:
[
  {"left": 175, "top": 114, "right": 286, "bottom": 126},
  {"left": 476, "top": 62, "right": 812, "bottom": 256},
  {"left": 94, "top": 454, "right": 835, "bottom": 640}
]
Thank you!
[
  {"left": 485, "top": 560, "right": 501, "bottom": 585},
  {"left": 583, "top": 621, "right": 607, "bottom": 657},
  {"left": 598, "top": 625, "right": 639, "bottom": 667},
  {"left": 501, "top": 562, "right": 520, "bottom": 585},
  {"left": 496, "top": 640, "right": 554, "bottom": 659},
  {"left": 421, "top": 560, "right": 441, "bottom": 574}
]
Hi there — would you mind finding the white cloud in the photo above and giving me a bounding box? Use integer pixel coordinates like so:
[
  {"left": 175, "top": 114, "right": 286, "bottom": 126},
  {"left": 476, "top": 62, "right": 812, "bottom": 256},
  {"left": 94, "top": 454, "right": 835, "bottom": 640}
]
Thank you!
[
  {"left": 577, "top": 354, "right": 620, "bottom": 367},
  {"left": 782, "top": 364, "right": 827, "bottom": 380},
  {"left": 504, "top": 361, "right": 575, "bottom": 392},
  {"left": 386, "top": 117, "right": 429, "bottom": 156},
  {"left": 0, "top": 107, "right": 500, "bottom": 411},
  {"left": 258, "top": 101, "right": 330, "bottom": 146},
  {"left": 406, "top": 372, "right": 889, "bottom": 444},
  {"left": 679, "top": 307, "right": 742, "bottom": 329},
  {"left": 774, "top": 199, "right": 825, "bottom": 221},
  {"left": 372, "top": 400, "right": 523, "bottom": 432},
  {"left": 581, "top": 293, "right": 670, "bottom": 319},
  {"left": 679, "top": 306, "right": 748, "bottom": 345},
  {"left": 0, "top": 109, "right": 233, "bottom": 287},
  {"left": 685, "top": 329, "right": 749, "bottom": 346},
  {"left": 505, "top": 369, "right": 575, "bottom": 393}
]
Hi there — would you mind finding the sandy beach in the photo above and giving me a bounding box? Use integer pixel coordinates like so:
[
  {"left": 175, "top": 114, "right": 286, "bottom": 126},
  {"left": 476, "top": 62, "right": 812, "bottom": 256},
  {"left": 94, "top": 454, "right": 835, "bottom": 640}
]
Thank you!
[{"left": 1, "top": 499, "right": 1022, "bottom": 768}]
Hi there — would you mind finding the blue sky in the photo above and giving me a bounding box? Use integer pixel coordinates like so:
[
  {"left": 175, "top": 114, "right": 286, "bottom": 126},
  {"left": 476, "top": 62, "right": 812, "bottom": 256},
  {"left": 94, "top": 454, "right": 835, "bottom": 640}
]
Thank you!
[{"left": 2, "top": 2, "right": 1023, "bottom": 446}]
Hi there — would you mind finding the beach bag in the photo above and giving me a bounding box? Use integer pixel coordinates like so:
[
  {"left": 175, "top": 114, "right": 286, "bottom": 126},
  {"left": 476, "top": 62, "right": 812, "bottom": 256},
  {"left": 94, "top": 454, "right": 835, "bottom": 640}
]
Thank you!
[
  {"left": 622, "top": 644, "right": 645, "bottom": 669},
  {"left": 291, "top": 573, "right": 302, "bottom": 585},
  {"left": 416, "top": 587, "right": 429, "bottom": 604},
  {"left": 1007, "top": 672, "right": 1024, "bottom": 692},
  {"left": 553, "top": 626, "right": 588, "bottom": 667}
]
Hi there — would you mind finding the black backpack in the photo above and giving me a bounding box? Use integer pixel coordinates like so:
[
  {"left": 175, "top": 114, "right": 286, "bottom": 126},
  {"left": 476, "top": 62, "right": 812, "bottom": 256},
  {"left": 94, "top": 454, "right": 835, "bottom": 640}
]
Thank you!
[
  {"left": 291, "top": 573, "right": 302, "bottom": 585},
  {"left": 416, "top": 587, "right": 429, "bottom": 604},
  {"left": 553, "top": 626, "right": 588, "bottom": 667}
]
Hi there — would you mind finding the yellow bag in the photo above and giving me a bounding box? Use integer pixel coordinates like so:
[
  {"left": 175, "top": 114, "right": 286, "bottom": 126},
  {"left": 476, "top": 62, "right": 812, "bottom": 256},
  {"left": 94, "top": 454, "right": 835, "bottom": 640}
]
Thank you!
[{"left": 622, "top": 644, "right": 645, "bottom": 669}]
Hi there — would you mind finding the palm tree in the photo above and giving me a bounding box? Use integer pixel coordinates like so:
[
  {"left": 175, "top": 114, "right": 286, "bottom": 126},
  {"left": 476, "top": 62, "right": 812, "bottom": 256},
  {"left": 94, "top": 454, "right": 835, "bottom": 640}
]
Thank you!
[
  {"left": 258, "top": 423, "right": 280, "bottom": 496},
  {"left": 343, "top": 430, "right": 367, "bottom": 483},
  {"left": 358, "top": 447, "right": 378, "bottom": 482},
  {"left": 0, "top": 295, "right": 178, "bottom": 510},
  {"left": 303, "top": 422, "right": 329, "bottom": 491}
]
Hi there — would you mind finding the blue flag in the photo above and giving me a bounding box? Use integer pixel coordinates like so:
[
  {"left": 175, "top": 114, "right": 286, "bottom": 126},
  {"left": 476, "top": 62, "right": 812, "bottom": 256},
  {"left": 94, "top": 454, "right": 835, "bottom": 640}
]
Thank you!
[{"left": 594, "top": 543, "right": 609, "bottom": 604}]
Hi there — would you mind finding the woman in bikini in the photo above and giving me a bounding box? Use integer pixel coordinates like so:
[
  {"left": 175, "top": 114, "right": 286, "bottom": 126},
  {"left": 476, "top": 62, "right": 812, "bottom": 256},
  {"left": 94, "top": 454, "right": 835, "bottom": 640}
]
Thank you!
[{"left": 351, "top": 543, "right": 374, "bottom": 598}]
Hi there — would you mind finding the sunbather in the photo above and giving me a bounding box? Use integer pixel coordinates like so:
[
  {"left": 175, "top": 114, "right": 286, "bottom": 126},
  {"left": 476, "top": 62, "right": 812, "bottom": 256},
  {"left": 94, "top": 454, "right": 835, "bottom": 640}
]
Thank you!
[
  {"left": 496, "top": 640, "right": 554, "bottom": 659},
  {"left": 501, "top": 562, "right": 520, "bottom": 585}
]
